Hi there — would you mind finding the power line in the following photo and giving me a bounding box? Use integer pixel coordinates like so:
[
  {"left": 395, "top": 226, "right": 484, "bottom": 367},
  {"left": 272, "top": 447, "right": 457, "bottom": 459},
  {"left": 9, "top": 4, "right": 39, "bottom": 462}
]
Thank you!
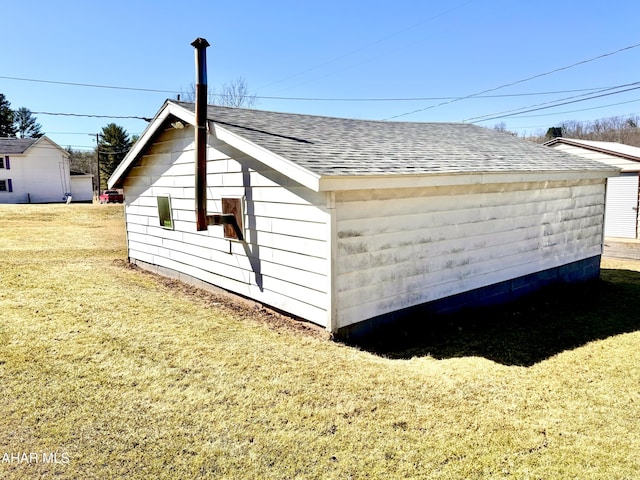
[
  {"left": 46, "top": 130, "right": 143, "bottom": 136},
  {"left": 512, "top": 111, "right": 640, "bottom": 130},
  {"left": 494, "top": 99, "right": 640, "bottom": 121},
  {"left": 467, "top": 84, "right": 640, "bottom": 124},
  {"left": 25, "top": 144, "right": 134, "bottom": 153},
  {"left": 463, "top": 81, "right": 640, "bottom": 122},
  {"left": 0, "top": 75, "right": 178, "bottom": 95},
  {"left": 46, "top": 131, "right": 97, "bottom": 135},
  {"left": 252, "top": 86, "right": 618, "bottom": 102},
  {"left": 5, "top": 73, "right": 619, "bottom": 102},
  {"left": 32, "top": 111, "right": 152, "bottom": 121},
  {"left": 383, "top": 41, "right": 640, "bottom": 121}
]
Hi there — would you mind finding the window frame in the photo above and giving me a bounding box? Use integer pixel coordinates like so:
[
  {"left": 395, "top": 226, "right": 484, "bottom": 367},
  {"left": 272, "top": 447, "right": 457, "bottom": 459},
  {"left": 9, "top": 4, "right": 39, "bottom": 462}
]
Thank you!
[{"left": 157, "top": 196, "right": 174, "bottom": 230}]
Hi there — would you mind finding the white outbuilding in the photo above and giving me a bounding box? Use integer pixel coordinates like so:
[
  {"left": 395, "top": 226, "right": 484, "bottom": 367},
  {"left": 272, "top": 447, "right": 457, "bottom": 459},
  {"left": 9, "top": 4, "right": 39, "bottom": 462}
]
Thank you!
[
  {"left": 0, "top": 136, "right": 94, "bottom": 203},
  {"left": 109, "top": 101, "right": 617, "bottom": 339},
  {"left": 545, "top": 137, "right": 640, "bottom": 239}
]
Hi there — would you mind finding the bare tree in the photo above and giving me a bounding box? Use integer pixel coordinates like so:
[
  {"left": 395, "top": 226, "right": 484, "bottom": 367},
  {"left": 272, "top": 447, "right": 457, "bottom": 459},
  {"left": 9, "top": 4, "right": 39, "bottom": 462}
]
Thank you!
[
  {"left": 493, "top": 122, "right": 517, "bottom": 136},
  {"left": 179, "top": 83, "right": 217, "bottom": 104},
  {"left": 179, "top": 77, "right": 257, "bottom": 108},
  {"left": 528, "top": 114, "right": 640, "bottom": 146},
  {"left": 218, "top": 77, "right": 257, "bottom": 108}
]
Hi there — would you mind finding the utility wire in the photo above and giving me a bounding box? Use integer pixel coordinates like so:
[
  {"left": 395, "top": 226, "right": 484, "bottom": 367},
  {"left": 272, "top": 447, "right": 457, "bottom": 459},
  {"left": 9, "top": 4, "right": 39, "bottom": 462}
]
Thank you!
[
  {"left": 251, "top": 86, "right": 617, "bottom": 101},
  {"left": 3, "top": 73, "right": 621, "bottom": 103},
  {"left": 492, "top": 98, "right": 640, "bottom": 120},
  {"left": 32, "top": 111, "right": 152, "bottom": 121},
  {"left": 512, "top": 110, "right": 640, "bottom": 129},
  {"left": 467, "top": 84, "right": 640, "bottom": 123},
  {"left": 383, "top": 41, "right": 640, "bottom": 120},
  {"left": 0, "top": 75, "right": 177, "bottom": 95},
  {"left": 463, "top": 81, "right": 640, "bottom": 122}
]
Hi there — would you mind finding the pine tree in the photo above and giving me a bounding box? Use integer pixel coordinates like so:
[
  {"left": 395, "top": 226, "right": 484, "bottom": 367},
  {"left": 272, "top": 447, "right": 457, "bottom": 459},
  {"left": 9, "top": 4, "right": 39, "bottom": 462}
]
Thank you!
[
  {"left": 97, "top": 123, "right": 132, "bottom": 190},
  {"left": 14, "top": 107, "right": 43, "bottom": 138},
  {"left": 0, "top": 93, "right": 16, "bottom": 137}
]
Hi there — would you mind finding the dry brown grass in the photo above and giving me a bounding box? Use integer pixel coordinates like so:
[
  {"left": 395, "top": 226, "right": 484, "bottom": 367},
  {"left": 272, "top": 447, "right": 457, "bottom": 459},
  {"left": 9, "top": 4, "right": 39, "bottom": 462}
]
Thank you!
[{"left": 1, "top": 204, "right": 639, "bottom": 479}]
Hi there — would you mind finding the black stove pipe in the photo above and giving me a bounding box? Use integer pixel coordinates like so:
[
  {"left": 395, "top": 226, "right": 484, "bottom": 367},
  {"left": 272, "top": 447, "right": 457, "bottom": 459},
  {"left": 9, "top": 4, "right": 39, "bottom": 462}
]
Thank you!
[{"left": 191, "top": 37, "right": 210, "bottom": 231}]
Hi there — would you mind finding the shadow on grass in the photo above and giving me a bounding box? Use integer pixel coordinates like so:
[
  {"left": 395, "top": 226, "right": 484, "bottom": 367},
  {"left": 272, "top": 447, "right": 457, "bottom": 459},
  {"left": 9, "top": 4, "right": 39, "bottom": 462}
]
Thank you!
[{"left": 349, "top": 269, "right": 640, "bottom": 367}]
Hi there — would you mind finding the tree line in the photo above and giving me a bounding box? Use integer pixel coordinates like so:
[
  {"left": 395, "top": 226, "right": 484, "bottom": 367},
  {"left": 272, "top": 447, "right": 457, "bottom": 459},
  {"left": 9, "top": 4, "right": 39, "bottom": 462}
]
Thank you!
[
  {"left": 495, "top": 115, "right": 640, "bottom": 147},
  {"left": 538, "top": 116, "right": 640, "bottom": 146}
]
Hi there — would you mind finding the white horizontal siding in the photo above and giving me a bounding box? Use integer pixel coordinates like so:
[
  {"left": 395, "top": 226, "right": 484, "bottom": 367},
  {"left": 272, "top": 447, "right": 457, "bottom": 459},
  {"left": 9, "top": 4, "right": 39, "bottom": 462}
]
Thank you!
[
  {"left": 128, "top": 251, "right": 328, "bottom": 325},
  {"left": 548, "top": 143, "right": 639, "bottom": 239},
  {"left": 334, "top": 180, "right": 606, "bottom": 328},
  {"left": 123, "top": 126, "right": 331, "bottom": 328}
]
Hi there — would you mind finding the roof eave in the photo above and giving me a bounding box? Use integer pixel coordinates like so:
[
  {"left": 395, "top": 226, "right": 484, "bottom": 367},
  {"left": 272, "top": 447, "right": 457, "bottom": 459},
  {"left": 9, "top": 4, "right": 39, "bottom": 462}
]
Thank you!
[
  {"left": 317, "top": 169, "right": 620, "bottom": 192},
  {"left": 108, "top": 100, "right": 321, "bottom": 191},
  {"left": 545, "top": 137, "right": 640, "bottom": 163},
  {"left": 108, "top": 101, "right": 195, "bottom": 189}
]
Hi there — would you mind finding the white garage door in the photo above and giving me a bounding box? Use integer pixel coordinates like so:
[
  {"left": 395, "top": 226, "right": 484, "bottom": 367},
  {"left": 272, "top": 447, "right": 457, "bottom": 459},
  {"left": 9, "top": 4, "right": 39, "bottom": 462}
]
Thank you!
[{"left": 605, "top": 173, "right": 639, "bottom": 238}]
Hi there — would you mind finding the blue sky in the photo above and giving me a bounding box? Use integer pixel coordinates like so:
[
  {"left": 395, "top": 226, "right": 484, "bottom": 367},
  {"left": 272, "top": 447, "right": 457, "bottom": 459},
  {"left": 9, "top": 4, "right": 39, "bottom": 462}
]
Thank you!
[{"left": 2, "top": 0, "right": 640, "bottom": 151}]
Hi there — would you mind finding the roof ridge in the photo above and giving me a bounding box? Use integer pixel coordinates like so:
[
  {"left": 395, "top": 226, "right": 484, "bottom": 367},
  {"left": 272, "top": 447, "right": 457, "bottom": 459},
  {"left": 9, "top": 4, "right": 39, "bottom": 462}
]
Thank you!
[{"left": 171, "top": 100, "right": 469, "bottom": 126}]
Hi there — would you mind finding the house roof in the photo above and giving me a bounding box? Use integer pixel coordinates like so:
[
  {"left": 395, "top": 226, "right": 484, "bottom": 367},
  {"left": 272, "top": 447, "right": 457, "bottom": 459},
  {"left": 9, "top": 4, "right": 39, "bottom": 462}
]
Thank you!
[
  {"left": 109, "top": 101, "right": 618, "bottom": 191},
  {"left": 0, "top": 136, "right": 69, "bottom": 157},
  {"left": 544, "top": 137, "right": 640, "bottom": 162},
  {"left": 0, "top": 137, "right": 39, "bottom": 154}
]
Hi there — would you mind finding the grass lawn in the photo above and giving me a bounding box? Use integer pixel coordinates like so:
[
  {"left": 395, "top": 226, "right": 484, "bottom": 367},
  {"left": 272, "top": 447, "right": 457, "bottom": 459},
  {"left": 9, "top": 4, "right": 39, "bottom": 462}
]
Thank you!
[{"left": 1, "top": 204, "right": 639, "bottom": 479}]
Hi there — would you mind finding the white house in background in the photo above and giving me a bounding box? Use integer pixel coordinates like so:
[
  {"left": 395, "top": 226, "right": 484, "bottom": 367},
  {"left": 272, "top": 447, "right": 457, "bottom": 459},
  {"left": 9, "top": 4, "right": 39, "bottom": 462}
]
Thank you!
[
  {"left": 108, "top": 101, "right": 617, "bottom": 339},
  {"left": 545, "top": 138, "right": 640, "bottom": 239},
  {"left": 0, "top": 136, "right": 93, "bottom": 203}
]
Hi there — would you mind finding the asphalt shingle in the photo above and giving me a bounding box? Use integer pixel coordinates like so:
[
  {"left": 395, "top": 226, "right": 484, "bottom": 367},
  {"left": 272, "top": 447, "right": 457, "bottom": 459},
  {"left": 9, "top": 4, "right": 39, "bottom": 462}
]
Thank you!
[
  {"left": 174, "top": 101, "right": 616, "bottom": 177},
  {"left": 0, "top": 137, "right": 38, "bottom": 155}
]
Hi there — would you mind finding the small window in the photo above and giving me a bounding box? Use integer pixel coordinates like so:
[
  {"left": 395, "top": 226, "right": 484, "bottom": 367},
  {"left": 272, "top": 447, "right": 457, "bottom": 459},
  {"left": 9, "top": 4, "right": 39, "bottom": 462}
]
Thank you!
[
  {"left": 0, "top": 180, "right": 6, "bottom": 191},
  {"left": 0, "top": 157, "right": 4, "bottom": 169},
  {"left": 157, "top": 196, "right": 173, "bottom": 230}
]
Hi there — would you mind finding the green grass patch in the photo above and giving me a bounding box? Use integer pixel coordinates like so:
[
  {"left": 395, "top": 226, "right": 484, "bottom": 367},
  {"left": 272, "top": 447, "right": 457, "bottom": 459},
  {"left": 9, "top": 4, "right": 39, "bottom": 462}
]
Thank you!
[{"left": 0, "top": 204, "right": 639, "bottom": 479}]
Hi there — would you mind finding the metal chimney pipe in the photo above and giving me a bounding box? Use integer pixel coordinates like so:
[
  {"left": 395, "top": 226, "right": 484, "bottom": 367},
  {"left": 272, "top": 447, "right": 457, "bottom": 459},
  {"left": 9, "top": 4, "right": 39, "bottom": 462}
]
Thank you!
[{"left": 191, "top": 37, "right": 210, "bottom": 231}]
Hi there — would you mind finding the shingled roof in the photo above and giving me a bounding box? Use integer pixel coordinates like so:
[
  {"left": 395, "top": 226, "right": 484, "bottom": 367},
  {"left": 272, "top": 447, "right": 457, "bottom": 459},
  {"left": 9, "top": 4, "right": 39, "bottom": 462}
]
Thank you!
[
  {"left": 170, "top": 101, "right": 614, "bottom": 176},
  {"left": 544, "top": 137, "right": 640, "bottom": 162},
  {"left": 0, "top": 137, "right": 38, "bottom": 154},
  {"left": 110, "top": 100, "right": 618, "bottom": 190}
]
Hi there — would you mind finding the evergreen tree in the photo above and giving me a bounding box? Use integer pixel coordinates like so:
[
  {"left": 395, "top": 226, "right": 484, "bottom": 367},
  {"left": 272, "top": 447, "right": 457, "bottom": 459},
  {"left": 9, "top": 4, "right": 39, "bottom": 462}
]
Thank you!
[
  {"left": 97, "top": 123, "right": 132, "bottom": 190},
  {"left": 0, "top": 93, "right": 16, "bottom": 137},
  {"left": 14, "top": 107, "right": 43, "bottom": 138},
  {"left": 545, "top": 127, "right": 564, "bottom": 139}
]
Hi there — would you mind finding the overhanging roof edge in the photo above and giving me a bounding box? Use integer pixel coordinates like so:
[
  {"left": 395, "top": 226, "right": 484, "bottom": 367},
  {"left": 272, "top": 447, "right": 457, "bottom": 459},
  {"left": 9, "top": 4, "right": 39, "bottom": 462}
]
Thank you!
[{"left": 108, "top": 101, "right": 195, "bottom": 189}]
